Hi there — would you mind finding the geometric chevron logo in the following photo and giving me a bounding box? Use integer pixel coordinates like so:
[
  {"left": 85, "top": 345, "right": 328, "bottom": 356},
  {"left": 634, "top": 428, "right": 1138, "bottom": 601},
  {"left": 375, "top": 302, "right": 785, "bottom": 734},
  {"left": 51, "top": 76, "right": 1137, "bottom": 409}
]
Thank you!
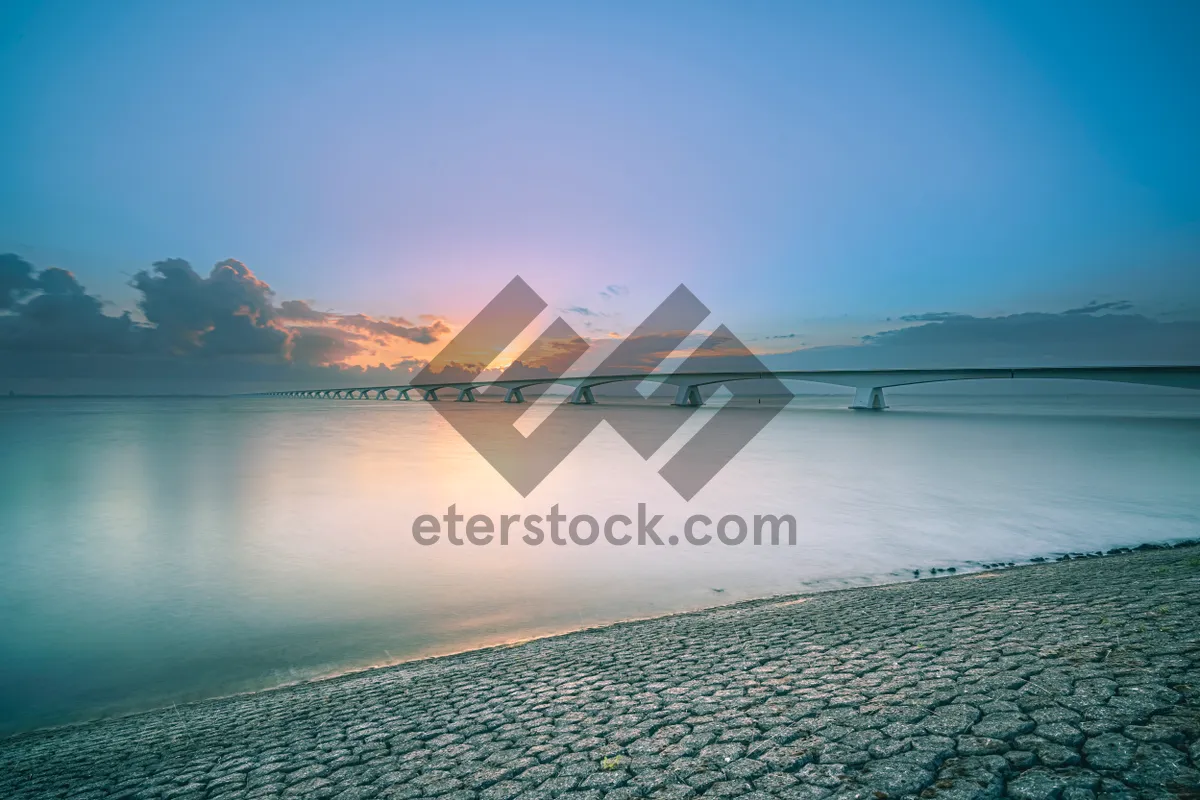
[{"left": 414, "top": 277, "right": 791, "bottom": 499}]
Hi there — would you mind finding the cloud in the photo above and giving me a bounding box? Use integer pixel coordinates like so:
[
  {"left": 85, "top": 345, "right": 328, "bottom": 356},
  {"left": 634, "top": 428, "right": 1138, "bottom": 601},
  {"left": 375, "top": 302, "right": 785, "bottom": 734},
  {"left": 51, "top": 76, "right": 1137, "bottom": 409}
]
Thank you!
[
  {"left": 334, "top": 314, "right": 449, "bottom": 344},
  {"left": 0, "top": 253, "right": 38, "bottom": 310},
  {"left": 0, "top": 253, "right": 451, "bottom": 392},
  {"left": 0, "top": 267, "right": 142, "bottom": 355},
  {"left": 562, "top": 305, "right": 603, "bottom": 317},
  {"left": 278, "top": 299, "right": 332, "bottom": 322},
  {"left": 497, "top": 318, "right": 589, "bottom": 381},
  {"left": 590, "top": 329, "right": 709, "bottom": 373},
  {"left": 898, "top": 311, "right": 971, "bottom": 323},
  {"left": 599, "top": 284, "right": 629, "bottom": 300},
  {"left": 761, "top": 306, "right": 1200, "bottom": 371},
  {"left": 194, "top": 313, "right": 290, "bottom": 357},
  {"left": 289, "top": 325, "right": 366, "bottom": 366},
  {"left": 1061, "top": 299, "right": 1134, "bottom": 315},
  {"left": 131, "top": 258, "right": 282, "bottom": 356}
]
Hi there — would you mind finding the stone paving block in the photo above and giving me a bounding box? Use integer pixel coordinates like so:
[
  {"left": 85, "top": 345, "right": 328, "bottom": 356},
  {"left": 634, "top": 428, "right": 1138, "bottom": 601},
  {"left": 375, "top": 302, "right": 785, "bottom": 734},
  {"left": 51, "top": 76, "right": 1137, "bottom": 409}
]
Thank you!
[{"left": 2, "top": 545, "right": 1199, "bottom": 800}]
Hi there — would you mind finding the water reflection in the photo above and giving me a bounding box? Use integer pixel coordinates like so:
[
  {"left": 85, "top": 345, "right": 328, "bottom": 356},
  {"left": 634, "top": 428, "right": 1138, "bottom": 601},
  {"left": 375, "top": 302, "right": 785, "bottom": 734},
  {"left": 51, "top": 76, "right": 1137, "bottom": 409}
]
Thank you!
[{"left": 0, "top": 392, "right": 1197, "bottom": 733}]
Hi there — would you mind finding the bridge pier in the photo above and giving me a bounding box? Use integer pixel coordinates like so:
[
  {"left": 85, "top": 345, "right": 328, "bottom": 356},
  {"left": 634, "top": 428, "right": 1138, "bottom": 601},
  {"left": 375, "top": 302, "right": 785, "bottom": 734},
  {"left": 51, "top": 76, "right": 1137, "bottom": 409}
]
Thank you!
[
  {"left": 423, "top": 389, "right": 440, "bottom": 401},
  {"left": 850, "top": 386, "right": 888, "bottom": 411},
  {"left": 394, "top": 388, "right": 412, "bottom": 401},
  {"left": 672, "top": 385, "right": 703, "bottom": 407},
  {"left": 503, "top": 387, "right": 525, "bottom": 404},
  {"left": 456, "top": 388, "right": 477, "bottom": 402},
  {"left": 569, "top": 386, "right": 596, "bottom": 405}
]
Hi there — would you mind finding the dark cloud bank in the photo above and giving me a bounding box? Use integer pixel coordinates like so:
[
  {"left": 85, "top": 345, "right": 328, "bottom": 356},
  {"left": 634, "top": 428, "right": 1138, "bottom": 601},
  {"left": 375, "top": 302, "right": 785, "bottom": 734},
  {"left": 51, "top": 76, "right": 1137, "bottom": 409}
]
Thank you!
[
  {"left": 1, "top": 252, "right": 1197, "bottom": 395},
  {"left": 0, "top": 254, "right": 446, "bottom": 395},
  {"left": 760, "top": 307, "right": 1199, "bottom": 372}
]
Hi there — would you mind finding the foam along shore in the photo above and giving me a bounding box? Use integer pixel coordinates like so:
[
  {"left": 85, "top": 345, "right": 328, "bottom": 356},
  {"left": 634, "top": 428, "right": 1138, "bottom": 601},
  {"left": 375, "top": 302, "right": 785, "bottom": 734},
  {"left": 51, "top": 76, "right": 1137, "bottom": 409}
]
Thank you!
[{"left": 3, "top": 545, "right": 1199, "bottom": 800}]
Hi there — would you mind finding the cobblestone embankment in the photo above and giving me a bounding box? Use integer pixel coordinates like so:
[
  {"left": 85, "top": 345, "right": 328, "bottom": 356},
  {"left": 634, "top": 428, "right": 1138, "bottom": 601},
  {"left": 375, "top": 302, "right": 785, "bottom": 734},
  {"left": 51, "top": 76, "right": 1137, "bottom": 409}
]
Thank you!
[{"left": 3, "top": 545, "right": 1199, "bottom": 800}]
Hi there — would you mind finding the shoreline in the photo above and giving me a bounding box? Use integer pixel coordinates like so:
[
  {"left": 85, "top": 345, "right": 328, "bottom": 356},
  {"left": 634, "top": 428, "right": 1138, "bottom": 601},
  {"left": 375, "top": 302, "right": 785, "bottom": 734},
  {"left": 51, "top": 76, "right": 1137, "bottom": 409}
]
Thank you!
[
  {"left": 3, "top": 542, "right": 1199, "bottom": 799},
  {"left": 4, "top": 537, "right": 1198, "bottom": 743}
]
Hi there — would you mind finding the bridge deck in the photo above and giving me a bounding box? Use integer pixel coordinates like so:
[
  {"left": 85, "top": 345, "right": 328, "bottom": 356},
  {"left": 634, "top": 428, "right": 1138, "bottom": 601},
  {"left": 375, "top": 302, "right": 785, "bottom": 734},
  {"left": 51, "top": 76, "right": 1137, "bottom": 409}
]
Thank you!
[{"left": 259, "top": 365, "right": 1200, "bottom": 408}]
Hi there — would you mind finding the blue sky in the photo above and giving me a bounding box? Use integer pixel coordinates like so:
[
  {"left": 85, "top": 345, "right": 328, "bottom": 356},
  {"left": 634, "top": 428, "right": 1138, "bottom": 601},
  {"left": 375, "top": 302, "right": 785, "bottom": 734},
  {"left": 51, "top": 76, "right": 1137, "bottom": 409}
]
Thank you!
[{"left": 1, "top": 0, "right": 1198, "bottom": 388}]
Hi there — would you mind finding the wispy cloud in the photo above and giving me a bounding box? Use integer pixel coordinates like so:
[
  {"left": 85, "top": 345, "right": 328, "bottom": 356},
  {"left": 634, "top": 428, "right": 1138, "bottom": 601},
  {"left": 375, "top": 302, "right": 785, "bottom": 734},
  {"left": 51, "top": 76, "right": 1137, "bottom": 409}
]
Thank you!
[
  {"left": 599, "top": 284, "right": 629, "bottom": 300},
  {"left": 562, "top": 305, "right": 604, "bottom": 318},
  {"left": 898, "top": 311, "right": 971, "bottom": 323},
  {"left": 1061, "top": 299, "right": 1134, "bottom": 315}
]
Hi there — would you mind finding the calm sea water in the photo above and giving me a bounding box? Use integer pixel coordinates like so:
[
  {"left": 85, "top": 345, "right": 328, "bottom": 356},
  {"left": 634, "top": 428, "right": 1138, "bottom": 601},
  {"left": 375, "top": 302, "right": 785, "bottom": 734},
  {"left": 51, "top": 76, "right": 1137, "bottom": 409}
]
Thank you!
[{"left": 2, "top": 389, "right": 1198, "bottom": 734}]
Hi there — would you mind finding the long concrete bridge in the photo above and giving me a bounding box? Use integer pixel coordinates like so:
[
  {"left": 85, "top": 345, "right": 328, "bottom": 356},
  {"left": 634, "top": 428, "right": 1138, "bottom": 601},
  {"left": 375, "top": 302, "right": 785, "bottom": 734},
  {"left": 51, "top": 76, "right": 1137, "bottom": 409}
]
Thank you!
[{"left": 257, "top": 365, "right": 1200, "bottom": 410}]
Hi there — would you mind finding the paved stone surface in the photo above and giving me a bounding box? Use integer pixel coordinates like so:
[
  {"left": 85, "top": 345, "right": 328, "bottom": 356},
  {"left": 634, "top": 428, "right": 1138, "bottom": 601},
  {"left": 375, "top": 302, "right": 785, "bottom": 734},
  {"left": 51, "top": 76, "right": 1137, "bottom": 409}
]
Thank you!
[{"left": 3, "top": 545, "right": 1200, "bottom": 800}]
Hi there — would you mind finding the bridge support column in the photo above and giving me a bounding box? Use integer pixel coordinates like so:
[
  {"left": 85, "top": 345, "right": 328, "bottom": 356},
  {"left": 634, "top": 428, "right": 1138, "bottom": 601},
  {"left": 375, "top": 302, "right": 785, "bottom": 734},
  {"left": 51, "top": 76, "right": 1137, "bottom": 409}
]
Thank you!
[
  {"left": 569, "top": 386, "right": 596, "bottom": 405},
  {"left": 850, "top": 386, "right": 888, "bottom": 411},
  {"left": 394, "top": 388, "right": 411, "bottom": 400},
  {"left": 456, "top": 388, "right": 477, "bottom": 402},
  {"left": 672, "top": 385, "right": 703, "bottom": 407},
  {"left": 503, "top": 387, "right": 525, "bottom": 404},
  {"left": 423, "top": 389, "right": 440, "bottom": 401},
  {"left": 375, "top": 389, "right": 389, "bottom": 400}
]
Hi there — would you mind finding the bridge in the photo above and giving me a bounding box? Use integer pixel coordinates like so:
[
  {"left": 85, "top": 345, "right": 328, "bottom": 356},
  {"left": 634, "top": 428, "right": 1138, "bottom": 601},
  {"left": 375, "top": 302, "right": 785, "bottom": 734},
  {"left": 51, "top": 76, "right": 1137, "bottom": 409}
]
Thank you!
[{"left": 257, "top": 365, "right": 1200, "bottom": 410}]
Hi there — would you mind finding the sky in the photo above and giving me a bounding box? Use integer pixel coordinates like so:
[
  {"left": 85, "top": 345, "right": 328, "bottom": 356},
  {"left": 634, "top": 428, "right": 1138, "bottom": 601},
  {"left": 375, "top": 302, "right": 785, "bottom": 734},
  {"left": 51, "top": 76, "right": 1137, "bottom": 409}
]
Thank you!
[{"left": 1, "top": 0, "right": 1198, "bottom": 392}]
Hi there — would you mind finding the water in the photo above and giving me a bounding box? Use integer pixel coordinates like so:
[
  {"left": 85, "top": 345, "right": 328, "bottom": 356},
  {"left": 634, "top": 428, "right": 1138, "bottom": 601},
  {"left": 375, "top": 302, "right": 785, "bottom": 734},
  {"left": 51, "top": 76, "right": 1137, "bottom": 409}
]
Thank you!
[{"left": 1, "top": 389, "right": 1198, "bottom": 734}]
